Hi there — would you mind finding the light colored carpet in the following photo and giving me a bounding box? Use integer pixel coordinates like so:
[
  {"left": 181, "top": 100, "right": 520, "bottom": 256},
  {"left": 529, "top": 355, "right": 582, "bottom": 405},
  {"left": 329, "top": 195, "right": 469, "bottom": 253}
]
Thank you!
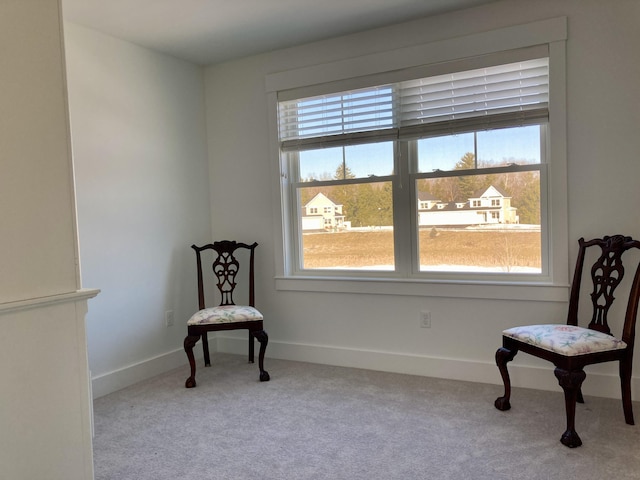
[{"left": 93, "top": 354, "right": 640, "bottom": 479}]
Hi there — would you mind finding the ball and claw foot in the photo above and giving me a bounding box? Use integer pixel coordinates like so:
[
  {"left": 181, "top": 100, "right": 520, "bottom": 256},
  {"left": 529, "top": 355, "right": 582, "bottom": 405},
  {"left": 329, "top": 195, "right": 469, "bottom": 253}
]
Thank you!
[
  {"left": 494, "top": 396, "right": 511, "bottom": 411},
  {"left": 260, "top": 371, "right": 270, "bottom": 382},
  {"left": 185, "top": 376, "right": 196, "bottom": 388},
  {"left": 560, "top": 430, "right": 582, "bottom": 448}
]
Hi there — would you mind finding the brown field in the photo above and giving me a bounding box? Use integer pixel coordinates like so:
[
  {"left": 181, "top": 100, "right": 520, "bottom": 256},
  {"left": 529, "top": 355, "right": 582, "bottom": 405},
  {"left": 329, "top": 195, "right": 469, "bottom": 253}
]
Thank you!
[{"left": 302, "top": 229, "right": 541, "bottom": 270}]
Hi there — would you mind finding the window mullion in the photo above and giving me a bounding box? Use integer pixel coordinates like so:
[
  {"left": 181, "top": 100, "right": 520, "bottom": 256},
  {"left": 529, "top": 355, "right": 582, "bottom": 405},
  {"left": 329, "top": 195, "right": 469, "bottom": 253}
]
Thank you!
[
  {"left": 393, "top": 141, "right": 414, "bottom": 276},
  {"left": 288, "top": 152, "right": 304, "bottom": 274}
]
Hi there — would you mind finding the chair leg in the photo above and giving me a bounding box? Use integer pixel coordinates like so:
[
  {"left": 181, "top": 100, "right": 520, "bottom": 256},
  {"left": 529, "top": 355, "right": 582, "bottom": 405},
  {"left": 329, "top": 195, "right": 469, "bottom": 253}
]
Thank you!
[
  {"left": 202, "top": 332, "right": 211, "bottom": 367},
  {"left": 620, "top": 359, "right": 635, "bottom": 425},
  {"left": 184, "top": 335, "right": 200, "bottom": 388},
  {"left": 253, "top": 329, "right": 270, "bottom": 382},
  {"left": 248, "top": 331, "right": 255, "bottom": 364},
  {"left": 494, "top": 347, "right": 517, "bottom": 411},
  {"left": 554, "top": 368, "right": 586, "bottom": 448}
]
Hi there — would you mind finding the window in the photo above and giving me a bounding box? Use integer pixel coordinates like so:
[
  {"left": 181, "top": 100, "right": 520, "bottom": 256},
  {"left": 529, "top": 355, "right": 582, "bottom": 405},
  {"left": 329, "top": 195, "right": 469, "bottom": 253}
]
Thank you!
[
  {"left": 278, "top": 55, "right": 549, "bottom": 279},
  {"left": 267, "top": 17, "right": 568, "bottom": 299}
]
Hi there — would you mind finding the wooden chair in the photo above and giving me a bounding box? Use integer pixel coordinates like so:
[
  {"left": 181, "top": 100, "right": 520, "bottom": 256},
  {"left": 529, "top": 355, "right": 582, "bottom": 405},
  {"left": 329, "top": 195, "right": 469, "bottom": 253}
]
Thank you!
[
  {"left": 183, "top": 241, "right": 270, "bottom": 388},
  {"left": 494, "top": 235, "right": 640, "bottom": 447}
]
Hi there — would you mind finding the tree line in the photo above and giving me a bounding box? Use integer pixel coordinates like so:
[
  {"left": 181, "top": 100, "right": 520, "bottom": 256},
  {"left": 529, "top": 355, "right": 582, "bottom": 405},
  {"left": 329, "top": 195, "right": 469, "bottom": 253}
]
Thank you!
[{"left": 300, "top": 153, "right": 540, "bottom": 227}]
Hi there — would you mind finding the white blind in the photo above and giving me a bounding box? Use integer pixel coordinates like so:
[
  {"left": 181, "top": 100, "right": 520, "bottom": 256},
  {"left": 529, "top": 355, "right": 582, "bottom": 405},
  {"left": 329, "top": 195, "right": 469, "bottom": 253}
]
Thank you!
[
  {"left": 278, "top": 86, "right": 396, "bottom": 141},
  {"left": 279, "top": 57, "right": 548, "bottom": 150}
]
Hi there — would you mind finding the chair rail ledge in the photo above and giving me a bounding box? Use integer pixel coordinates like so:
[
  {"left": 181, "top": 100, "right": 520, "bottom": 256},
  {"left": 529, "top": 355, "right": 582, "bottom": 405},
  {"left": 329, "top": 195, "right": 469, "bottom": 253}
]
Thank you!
[{"left": 0, "top": 288, "right": 101, "bottom": 315}]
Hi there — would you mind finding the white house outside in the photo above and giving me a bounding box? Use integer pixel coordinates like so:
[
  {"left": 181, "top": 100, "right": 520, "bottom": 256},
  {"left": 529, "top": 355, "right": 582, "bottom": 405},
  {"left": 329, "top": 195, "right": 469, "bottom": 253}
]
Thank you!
[
  {"left": 302, "top": 186, "right": 518, "bottom": 231},
  {"left": 418, "top": 186, "right": 519, "bottom": 227},
  {"left": 302, "top": 192, "right": 349, "bottom": 231}
]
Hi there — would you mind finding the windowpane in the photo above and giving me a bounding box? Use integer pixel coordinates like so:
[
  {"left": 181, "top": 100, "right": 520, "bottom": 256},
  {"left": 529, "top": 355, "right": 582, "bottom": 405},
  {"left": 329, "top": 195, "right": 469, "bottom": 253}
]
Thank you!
[
  {"left": 417, "top": 133, "right": 475, "bottom": 172},
  {"left": 298, "top": 182, "right": 394, "bottom": 270},
  {"left": 299, "top": 147, "right": 343, "bottom": 182},
  {"left": 477, "top": 126, "right": 541, "bottom": 165},
  {"left": 344, "top": 143, "right": 394, "bottom": 178},
  {"left": 416, "top": 171, "right": 541, "bottom": 273},
  {"left": 417, "top": 125, "right": 541, "bottom": 173},
  {"left": 299, "top": 142, "right": 393, "bottom": 182}
]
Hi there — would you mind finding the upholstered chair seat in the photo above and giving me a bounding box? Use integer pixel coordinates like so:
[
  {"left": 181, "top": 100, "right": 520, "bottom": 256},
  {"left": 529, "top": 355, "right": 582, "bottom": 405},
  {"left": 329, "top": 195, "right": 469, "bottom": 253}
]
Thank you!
[
  {"left": 188, "top": 305, "right": 264, "bottom": 326},
  {"left": 502, "top": 324, "right": 627, "bottom": 356}
]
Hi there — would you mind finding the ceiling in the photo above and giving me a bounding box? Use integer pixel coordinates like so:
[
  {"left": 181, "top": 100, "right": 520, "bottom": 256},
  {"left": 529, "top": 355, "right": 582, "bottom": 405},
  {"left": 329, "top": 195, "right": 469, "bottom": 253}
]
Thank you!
[{"left": 62, "top": 0, "right": 499, "bottom": 65}]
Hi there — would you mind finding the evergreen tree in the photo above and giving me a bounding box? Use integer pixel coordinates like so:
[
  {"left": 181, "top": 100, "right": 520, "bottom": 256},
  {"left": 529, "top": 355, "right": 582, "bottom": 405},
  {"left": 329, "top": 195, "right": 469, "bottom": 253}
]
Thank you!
[
  {"left": 334, "top": 163, "right": 356, "bottom": 180},
  {"left": 455, "top": 152, "right": 483, "bottom": 200},
  {"left": 514, "top": 173, "right": 540, "bottom": 224}
]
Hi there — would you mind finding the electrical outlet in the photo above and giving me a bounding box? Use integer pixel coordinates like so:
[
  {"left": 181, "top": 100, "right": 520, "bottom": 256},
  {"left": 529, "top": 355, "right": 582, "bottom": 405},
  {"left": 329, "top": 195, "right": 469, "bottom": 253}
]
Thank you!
[
  {"left": 165, "top": 310, "right": 174, "bottom": 327},
  {"left": 420, "top": 311, "right": 431, "bottom": 328}
]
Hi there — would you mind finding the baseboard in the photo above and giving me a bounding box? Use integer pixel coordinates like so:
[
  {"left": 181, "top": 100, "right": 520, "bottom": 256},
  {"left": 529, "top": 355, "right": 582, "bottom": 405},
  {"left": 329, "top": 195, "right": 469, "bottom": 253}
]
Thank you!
[
  {"left": 93, "top": 335, "right": 637, "bottom": 401},
  {"left": 91, "top": 348, "right": 200, "bottom": 398},
  {"left": 216, "top": 335, "right": 638, "bottom": 401}
]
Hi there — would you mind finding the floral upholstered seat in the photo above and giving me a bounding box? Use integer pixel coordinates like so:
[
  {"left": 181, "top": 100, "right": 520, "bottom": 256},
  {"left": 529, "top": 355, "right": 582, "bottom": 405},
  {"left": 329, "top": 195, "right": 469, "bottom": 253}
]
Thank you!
[
  {"left": 187, "top": 305, "right": 263, "bottom": 325},
  {"left": 502, "top": 324, "right": 626, "bottom": 357}
]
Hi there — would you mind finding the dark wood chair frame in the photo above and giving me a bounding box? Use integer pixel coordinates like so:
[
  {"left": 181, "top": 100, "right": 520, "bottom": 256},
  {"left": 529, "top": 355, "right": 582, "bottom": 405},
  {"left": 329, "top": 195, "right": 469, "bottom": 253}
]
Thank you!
[
  {"left": 184, "top": 241, "right": 270, "bottom": 388},
  {"left": 495, "top": 235, "right": 640, "bottom": 447}
]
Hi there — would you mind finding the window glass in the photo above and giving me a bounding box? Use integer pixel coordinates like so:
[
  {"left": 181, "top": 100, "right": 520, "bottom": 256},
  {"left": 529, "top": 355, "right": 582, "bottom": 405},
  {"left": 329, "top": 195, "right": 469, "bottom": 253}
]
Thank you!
[
  {"left": 477, "top": 126, "right": 541, "bottom": 166},
  {"left": 299, "top": 143, "right": 394, "bottom": 182},
  {"left": 417, "top": 134, "right": 475, "bottom": 172},
  {"left": 298, "top": 181, "right": 394, "bottom": 270},
  {"left": 416, "top": 169, "right": 541, "bottom": 273},
  {"left": 299, "top": 147, "right": 343, "bottom": 182}
]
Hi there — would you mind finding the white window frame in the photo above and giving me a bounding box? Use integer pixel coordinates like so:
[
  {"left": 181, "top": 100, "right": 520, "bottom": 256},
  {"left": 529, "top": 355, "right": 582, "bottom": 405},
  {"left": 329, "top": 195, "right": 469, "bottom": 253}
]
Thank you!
[{"left": 266, "top": 17, "right": 568, "bottom": 302}]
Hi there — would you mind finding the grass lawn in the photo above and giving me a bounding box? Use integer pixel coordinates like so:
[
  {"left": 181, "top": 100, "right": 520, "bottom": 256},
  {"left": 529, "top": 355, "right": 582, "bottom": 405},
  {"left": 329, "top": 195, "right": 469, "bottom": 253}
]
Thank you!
[{"left": 302, "top": 229, "right": 541, "bottom": 271}]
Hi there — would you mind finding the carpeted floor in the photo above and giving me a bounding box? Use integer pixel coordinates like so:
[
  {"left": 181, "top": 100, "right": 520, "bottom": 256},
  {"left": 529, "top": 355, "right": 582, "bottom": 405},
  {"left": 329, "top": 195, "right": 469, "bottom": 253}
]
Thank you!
[{"left": 93, "top": 354, "right": 640, "bottom": 479}]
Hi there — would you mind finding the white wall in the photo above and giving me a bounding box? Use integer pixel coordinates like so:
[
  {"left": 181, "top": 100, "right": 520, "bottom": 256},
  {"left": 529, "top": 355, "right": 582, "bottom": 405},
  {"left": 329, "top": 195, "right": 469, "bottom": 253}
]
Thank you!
[
  {"left": 0, "top": 1, "right": 79, "bottom": 303},
  {"left": 64, "top": 23, "right": 212, "bottom": 396},
  {"left": 204, "top": 0, "right": 640, "bottom": 398},
  {"left": 0, "top": 1, "right": 95, "bottom": 478}
]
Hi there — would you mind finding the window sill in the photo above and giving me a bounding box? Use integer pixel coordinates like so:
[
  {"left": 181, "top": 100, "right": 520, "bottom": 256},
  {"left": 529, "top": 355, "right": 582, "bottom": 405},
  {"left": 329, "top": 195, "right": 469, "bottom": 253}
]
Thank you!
[{"left": 275, "top": 276, "right": 568, "bottom": 302}]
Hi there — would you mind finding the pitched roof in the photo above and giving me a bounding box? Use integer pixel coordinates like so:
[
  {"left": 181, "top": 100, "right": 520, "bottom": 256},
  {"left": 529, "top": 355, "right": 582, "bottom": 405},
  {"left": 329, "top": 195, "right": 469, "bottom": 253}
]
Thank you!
[
  {"left": 472, "top": 185, "right": 510, "bottom": 198},
  {"left": 304, "top": 192, "right": 341, "bottom": 208},
  {"left": 417, "top": 191, "right": 440, "bottom": 202}
]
